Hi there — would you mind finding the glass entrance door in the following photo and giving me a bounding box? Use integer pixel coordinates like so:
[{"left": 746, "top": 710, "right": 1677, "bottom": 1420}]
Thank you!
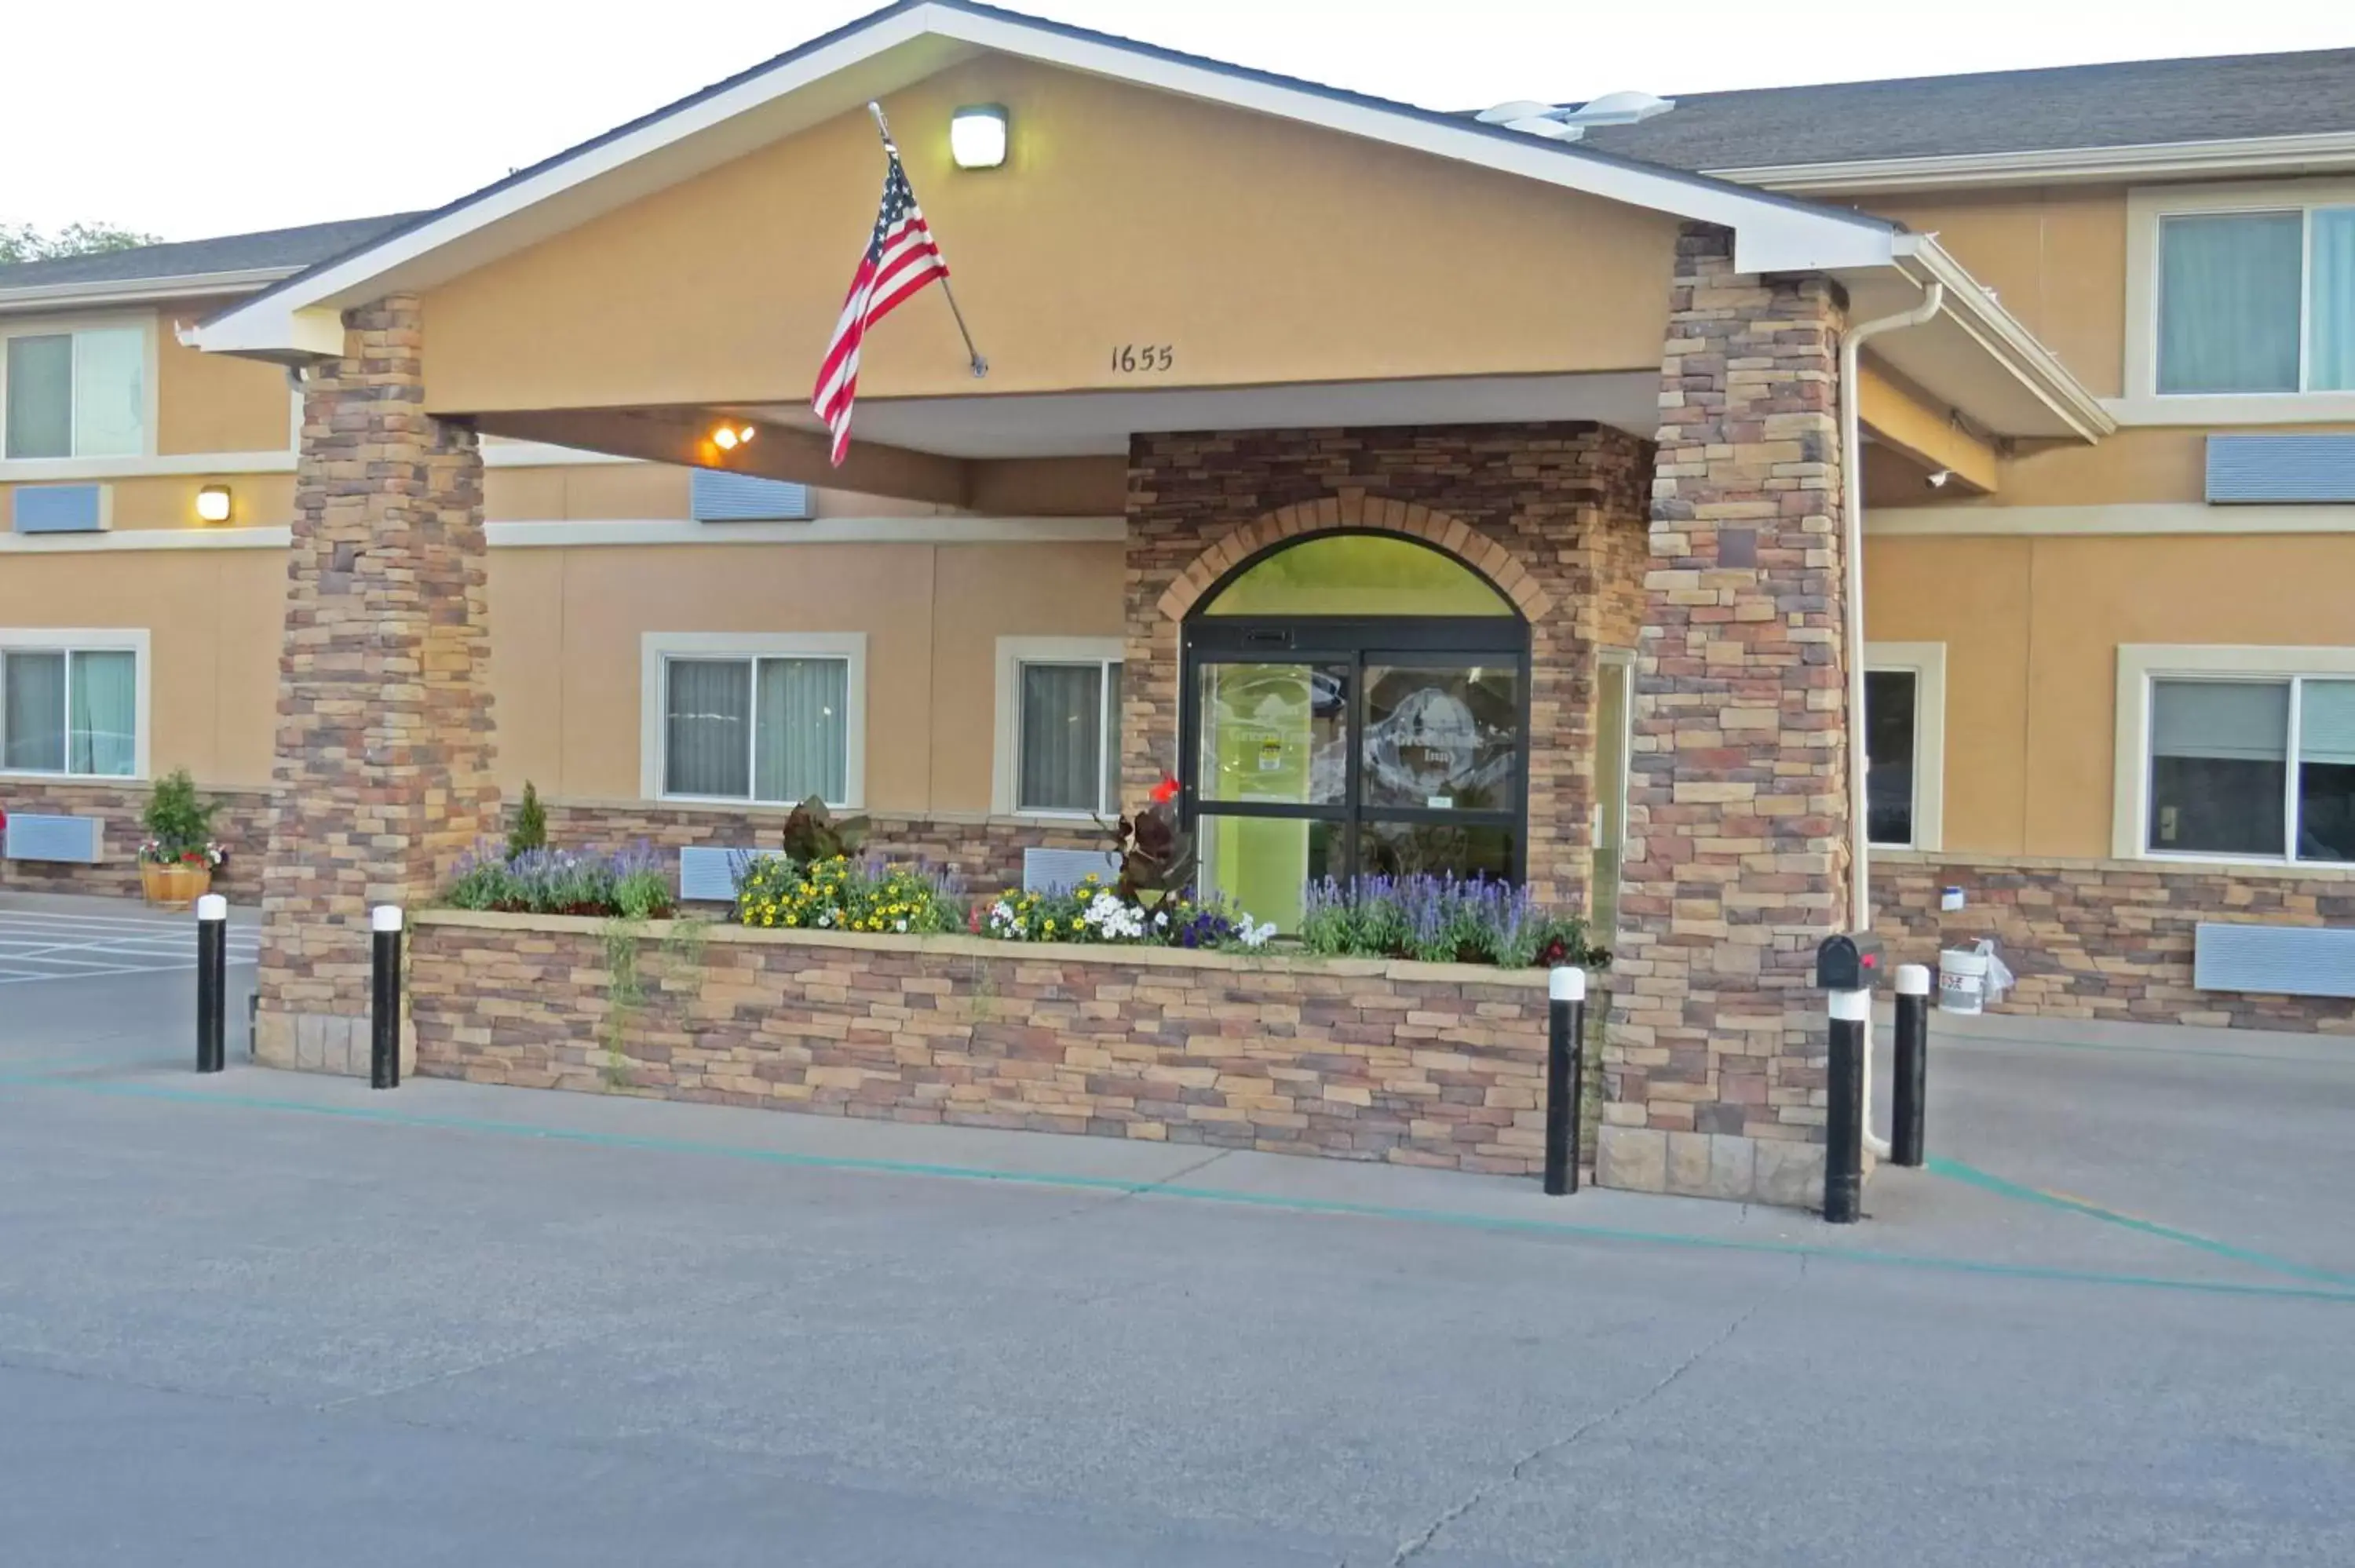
[{"left": 1182, "top": 618, "right": 1529, "bottom": 928}]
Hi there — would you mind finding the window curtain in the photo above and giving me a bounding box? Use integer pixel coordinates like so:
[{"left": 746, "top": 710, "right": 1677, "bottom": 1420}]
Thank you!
[
  {"left": 1018, "top": 663, "right": 1104, "bottom": 812},
  {"left": 2157, "top": 212, "right": 2304, "bottom": 394},
  {"left": 664, "top": 658, "right": 751, "bottom": 798},
  {"left": 754, "top": 658, "right": 848, "bottom": 805},
  {"left": 71, "top": 329, "right": 144, "bottom": 458},
  {"left": 2311, "top": 208, "right": 2355, "bottom": 393},
  {"left": 5, "top": 334, "right": 73, "bottom": 459},
  {"left": 2152, "top": 680, "right": 2289, "bottom": 760},
  {"left": 2, "top": 651, "right": 68, "bottom": 772},
  {"left": 68, "top": 650, "right": 137, "bottom": 776}
]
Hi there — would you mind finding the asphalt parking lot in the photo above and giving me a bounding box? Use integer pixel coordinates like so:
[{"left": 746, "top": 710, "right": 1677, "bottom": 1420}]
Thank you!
[
  {"left": 2, "top": 891, "right": 2350, "bottom": 1566},
  {"left": 0, "top": 897, "right": 259, "bottom": 985}
]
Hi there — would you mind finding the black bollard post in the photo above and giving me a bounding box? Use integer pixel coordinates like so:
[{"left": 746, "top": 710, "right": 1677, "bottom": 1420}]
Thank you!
[
  {"left": 370, "top": 905, "right": 403, "bottom": 1090},
  {"left": 1543, "top": 965, "right": 1586, "bottom": 1196},
  {"left": 1891, "top": 963, "right": 1930, "bottom": 1168},
  {"left": 195, "top": 894, "right": 228, "bottom": 1074},
  {"left": 1824, "top": 989, "right": 1867, "bottom": 1223}
]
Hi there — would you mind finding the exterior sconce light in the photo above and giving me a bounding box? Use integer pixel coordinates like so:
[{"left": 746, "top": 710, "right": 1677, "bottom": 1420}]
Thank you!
[
  {"left": 710, "top": 423, "right": 758, "bottom": 452},
  {"left": 195, "top": 483, "right": 232, "bottom": 523},
  {"left": 951, "top": 104, "right": 1009, "bottom": 170},
  {"left": 1926, "top": 468, "right": 1953, "bottom": 489}
]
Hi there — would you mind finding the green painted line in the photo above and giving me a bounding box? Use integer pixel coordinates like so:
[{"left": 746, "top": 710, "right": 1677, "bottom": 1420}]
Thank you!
[
  {"left": 1926, "top": 1154, "right": 2355, "bottom": 1289},
  {"left": 7, "top": 1071, "right": 2354, "bottom": 1307}
]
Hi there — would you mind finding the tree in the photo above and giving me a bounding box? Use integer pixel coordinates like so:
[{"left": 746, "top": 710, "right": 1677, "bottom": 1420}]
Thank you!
[{"left": 0, "top": 221, "right": 161, "bottom": 266}]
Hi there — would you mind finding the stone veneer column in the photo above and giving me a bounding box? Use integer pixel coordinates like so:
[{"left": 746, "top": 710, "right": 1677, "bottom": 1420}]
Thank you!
[
  {"left": 253, "top": 295, "right": 499, "bottom": 1074},
  {"left": 1598, "top": 226, "right": 1853, "bottom": 1208}
]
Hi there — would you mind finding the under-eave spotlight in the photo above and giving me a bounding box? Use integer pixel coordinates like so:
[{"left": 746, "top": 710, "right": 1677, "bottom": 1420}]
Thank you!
[{"left": 1926, "top": 469, "right": 1953, "bottom": 489}]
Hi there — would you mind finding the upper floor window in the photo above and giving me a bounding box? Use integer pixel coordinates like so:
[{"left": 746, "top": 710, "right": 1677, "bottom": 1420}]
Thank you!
[
  {"left": 2, "top": 326, "right": 147, "bottom": 459},
  {"left": 2157, "top": 206, "right": 2355, "bottom": 396}
]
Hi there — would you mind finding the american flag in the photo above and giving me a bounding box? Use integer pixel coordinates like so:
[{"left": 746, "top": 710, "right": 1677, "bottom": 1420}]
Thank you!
[{"left": 812, "top": 152, "right": 951, "bottom": 465}]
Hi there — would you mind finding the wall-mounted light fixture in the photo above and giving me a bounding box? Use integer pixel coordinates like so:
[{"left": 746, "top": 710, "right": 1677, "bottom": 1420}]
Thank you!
[
  {"left": 1926, "top": 468, "right": 1953, "bottom": 489},
  {"left": 709, "top": 422, "right": 759, "bottom": 452},
  {"left": 951, "top": 104, "right": 1009, "bottom": 170},
  {"left": 195, "top": 483, "right": 232, "bottom": 523}
]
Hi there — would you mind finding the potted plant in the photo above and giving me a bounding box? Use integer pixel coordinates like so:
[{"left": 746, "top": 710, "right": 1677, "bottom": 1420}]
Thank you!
[{"left": 138, "top": 768, "right": 226, "bottom": 910}]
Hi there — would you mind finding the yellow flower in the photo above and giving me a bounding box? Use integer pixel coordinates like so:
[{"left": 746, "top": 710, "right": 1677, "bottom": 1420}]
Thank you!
[{"left": 785, "top": 913, "right": 798, "bottom": 927}]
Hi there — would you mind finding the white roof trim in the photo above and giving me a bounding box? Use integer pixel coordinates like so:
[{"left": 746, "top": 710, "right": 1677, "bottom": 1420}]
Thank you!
[
  {"left": 1887, "top": 234, "right": 2114, "bottom": 442},
  {"left": 0, "top": 266, "right": 296, "bottom": 315},
  {"left": 1714, "top": 129, "right": 2355, "bottom": 195},
  {"left": 195, "top": 1, "right": 1893, "bottom": 357}
]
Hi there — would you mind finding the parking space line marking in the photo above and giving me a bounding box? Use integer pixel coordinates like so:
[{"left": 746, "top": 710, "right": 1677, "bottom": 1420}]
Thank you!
[
  {"left": 1926, "top": 1154, "right": 2355, "bottom": 1289},
  {"left": 4, "top": 1072, "right": 2351, "bottom": 1307}
]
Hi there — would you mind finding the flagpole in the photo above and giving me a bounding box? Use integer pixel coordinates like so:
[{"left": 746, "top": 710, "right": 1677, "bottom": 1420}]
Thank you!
[{"left": 867, "top": 101, "right": 988, "bottom": 378}]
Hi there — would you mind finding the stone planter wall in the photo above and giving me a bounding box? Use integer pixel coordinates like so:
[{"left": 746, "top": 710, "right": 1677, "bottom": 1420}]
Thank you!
[{"left": 410, "top": 910, "right": 1574, "bottom": 1176}]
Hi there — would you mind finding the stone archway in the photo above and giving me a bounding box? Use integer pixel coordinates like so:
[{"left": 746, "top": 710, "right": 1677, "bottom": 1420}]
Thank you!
[
  {"left": 1120, "top": 427, "right": 1652, "bottom": 910},
  {"left": 1155, "top": 491, "right": 1555, "bottom": 624}
]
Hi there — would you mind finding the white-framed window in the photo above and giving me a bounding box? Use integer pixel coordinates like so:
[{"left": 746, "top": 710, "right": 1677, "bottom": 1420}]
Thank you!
[
  {"left": 1863, "top": 641, "right": 1946, "bottom": 852},
  {"left": 2, "top": 319, "right": 152, "bottom": 461},
  {"left": 992, "top": 637, "right": 1123, "bottom": 819},
  {"left": 2122, "top": 181, "right": 2355, "bottom": 424},
  {"left": 638, "top": 633, "right": 865, "bottom": 809},
  {"left": 2112, "top": 644, "right": 2355, "bottom": 866},
  {"left": 0, "top": 629, "right": 149, "bottom": 779}
]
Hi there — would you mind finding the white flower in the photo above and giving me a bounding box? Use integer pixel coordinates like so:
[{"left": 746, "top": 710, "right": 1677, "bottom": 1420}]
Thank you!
[
  {"left": 894, "top": 919, "right": 908, "bottom": 932},
  {"left": 1237, "top": 917, "right": 1277, "bottom": 950}
]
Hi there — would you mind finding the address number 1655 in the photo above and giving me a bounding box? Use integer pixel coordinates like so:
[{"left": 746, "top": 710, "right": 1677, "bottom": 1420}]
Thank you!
[{"left": 1110, "top": 344, "right": 1174, "bottom": 373}]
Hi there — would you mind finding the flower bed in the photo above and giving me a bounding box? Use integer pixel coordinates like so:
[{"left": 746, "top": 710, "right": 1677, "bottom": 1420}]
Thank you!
[
  {"left": 408, "top": 911, "right": 1581, "bottom": 1176},
  {"left": 442, "top": 842, "right": 674, "bottom": 920}
]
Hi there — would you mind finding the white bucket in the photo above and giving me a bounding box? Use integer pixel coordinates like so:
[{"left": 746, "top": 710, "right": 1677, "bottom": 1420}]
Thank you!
[{"left": 1937, "top": 947, "right": 1989, "bottom": 1015}]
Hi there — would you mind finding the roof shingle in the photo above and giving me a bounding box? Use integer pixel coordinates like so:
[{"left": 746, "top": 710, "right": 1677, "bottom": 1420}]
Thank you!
[
  {"left": 0, "top": 213, "right": 418, "bottom": 292},
  {"left": 1564, "top": 47, "right": 2355, "bottom": 172}
]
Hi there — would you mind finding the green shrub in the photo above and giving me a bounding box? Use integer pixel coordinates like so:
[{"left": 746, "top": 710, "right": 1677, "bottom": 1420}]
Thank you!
[
  {"left": 506, "top": 780, "right": 548, "bottom": 858},
  {"left": 138, "top": 769, "right": 222, "bottom": 866}
]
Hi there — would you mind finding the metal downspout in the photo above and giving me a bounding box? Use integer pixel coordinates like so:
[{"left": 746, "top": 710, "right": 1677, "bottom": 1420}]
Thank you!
[{"left": 1838, "top": 280, "right": 1943, "bottom": 1159}]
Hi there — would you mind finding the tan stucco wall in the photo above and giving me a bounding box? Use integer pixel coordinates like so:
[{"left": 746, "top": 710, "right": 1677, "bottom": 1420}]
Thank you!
[
  {"left": 484, "top": 539, "right": 1126, "bottom": 812},
  {"left": 421, "top": 55, "right": 1679, "bottom": 413},
  {"left": 155, "top": 301, "right": 293, "bottom": 456},
  {"left": 1856, "top": 185, "right": 2128, "bottom": 400},
  {"left": 1853, "top": 181, "right": 2355, "bottom": 508},
  {"left": 0, "top": 549, "right": 283, "bottom": 785},
  {"left": 1866, "top": 532, "right": 2355, "bottom": 859}
]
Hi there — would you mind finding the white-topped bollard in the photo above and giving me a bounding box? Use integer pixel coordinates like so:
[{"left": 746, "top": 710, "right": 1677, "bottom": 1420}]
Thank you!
[
  {"left": 195, "top": 894, "right": 229, "bottom": 1074},
  {"left": 1892, "top": 964, "right": 1933, "bottom": 1167},
  {"left": 1824, "top": 988, "right": 1871, "bottom": 1223},
  {"left": 370, "top": 905, "right": 403, "bottom": 1090},
  {"left": 1544, "top": 966, "right": 1587, "bottom": 1196}
]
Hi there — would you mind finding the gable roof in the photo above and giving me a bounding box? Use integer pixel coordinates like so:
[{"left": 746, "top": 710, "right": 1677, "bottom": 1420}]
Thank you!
[
  {"left": 0, "top": 215, "right": 417, "bottom": 312},
  {"left": 1566, "top": 47, "right": 2355, "bottom": 189},
  {"left": 193, "top": 0, "right": 1897, "bottom": 359}
]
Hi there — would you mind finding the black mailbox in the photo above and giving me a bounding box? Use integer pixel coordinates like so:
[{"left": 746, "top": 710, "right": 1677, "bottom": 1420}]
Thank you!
[{"left": 1814, "top": 932, "right": 1886, "bottom": 990}]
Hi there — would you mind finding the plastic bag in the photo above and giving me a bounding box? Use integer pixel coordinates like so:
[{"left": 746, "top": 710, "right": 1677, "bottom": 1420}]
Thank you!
[{"left": 1974, "top": 938, "right": 2015, "bottom": 1005}]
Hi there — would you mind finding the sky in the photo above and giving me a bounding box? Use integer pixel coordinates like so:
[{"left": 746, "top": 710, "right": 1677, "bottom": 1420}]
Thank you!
[{"left": 4, "top": 0, "right": 2350, "bottom": 242}]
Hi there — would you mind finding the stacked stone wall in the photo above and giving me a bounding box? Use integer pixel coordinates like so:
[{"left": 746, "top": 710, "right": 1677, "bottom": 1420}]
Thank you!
[
  {"left": 412, "top": 912, "right": 1561, "bottom": 1174},
  {"left": 252, "top": 294, "right": 500, "bottom": 1074},
  {"left": 1600, "top": 224, "right": 1853, "bottom": 1205}
]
